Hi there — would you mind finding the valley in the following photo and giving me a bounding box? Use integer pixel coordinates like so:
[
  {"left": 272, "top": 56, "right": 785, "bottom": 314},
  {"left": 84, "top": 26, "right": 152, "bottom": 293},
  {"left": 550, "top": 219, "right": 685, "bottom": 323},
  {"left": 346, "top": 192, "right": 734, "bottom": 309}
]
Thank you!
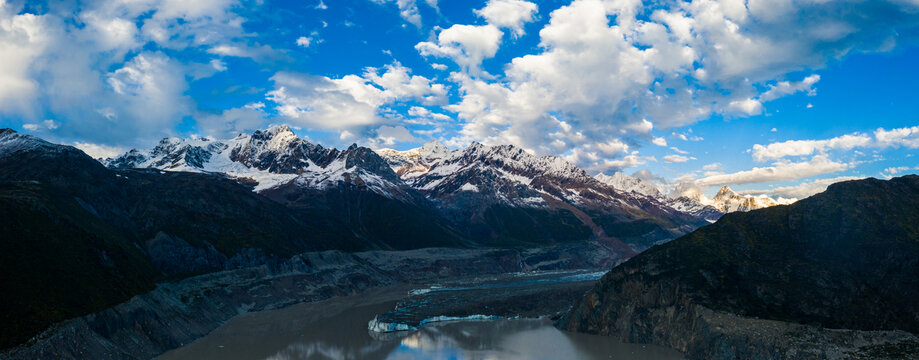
[{"left": 3, "top": 128, "right": 918, "bottom": 360}]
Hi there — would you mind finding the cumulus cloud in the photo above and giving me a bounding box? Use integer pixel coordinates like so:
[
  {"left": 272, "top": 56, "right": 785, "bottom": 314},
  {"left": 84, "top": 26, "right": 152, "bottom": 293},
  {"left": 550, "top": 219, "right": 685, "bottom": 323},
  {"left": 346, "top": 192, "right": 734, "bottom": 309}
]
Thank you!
[
  {"left": 651, "top": 137, "right": 667, "bottom": 146},
  {"left": 267, "top": 63, "right": 447, "bottom": 130},
  {"left": 419, "top": 0, "right": 919, "bottom": 171},
  {"left": 371, "top": 125, "right": 417, "bottom": 147},
  {"left": 875, "top": 126, "right": 919, "bottom": 148},
  {"left": 407, "top": 106, "right": 452, "bottom": 123},
  {"left": 416, "top": 24, "right": 503, "bottom": 76},
  {"left": 196, "top": 104, "right": 270, "bottom": 139},
  {"left": 0, "top": 0, "right": 263, "bottom": 146},
  {"left": 474, "top": 0, "right": 538, "bottom": 37}
]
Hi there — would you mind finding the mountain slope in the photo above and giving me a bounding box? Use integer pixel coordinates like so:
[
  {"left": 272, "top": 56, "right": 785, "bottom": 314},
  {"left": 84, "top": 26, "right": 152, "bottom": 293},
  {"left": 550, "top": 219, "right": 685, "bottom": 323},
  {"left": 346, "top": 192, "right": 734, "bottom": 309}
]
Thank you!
[
  {"left": 378, "top": 143, "right": 709, "bottom": 251},
  {"left": 564, "top": 175, "right": 919, "bottom": 356},
  {"left": 0, "top": 129, "right": 400, "bottom": 349},
  {"left": 110, "top": 126, "right": 468, "bottom": 249}
]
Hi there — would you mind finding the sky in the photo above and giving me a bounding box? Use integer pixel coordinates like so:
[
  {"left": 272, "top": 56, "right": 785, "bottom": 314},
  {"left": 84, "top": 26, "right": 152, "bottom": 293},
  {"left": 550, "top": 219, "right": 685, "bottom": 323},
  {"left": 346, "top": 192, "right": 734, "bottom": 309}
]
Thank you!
[{"left": 1, "top": 0, "right": 919, "bottom": 199}]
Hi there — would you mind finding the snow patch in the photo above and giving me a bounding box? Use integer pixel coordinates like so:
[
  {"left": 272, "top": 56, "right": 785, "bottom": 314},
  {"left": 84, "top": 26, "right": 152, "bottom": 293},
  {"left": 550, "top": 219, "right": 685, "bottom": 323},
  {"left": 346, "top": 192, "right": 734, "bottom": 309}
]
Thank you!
[{"left": 459, "top": 183, "right": 479, "bottom": 192}]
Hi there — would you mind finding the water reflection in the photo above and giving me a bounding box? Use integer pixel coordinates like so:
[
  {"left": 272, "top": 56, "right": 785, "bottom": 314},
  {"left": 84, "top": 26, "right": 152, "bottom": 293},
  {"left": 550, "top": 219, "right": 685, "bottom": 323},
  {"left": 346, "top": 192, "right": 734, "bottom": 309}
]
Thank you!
[
  {"left": 159, "top": 288, "right": 681, "bottom": 360},
  {"left": 259, "top": 318, "right": 680, "bottom": 360},
  {"left": 384, "top": 318, "right": 679, "bottom": 360},
  {"left": 387, "top": 320, "right": 580, "bottom": 360}
]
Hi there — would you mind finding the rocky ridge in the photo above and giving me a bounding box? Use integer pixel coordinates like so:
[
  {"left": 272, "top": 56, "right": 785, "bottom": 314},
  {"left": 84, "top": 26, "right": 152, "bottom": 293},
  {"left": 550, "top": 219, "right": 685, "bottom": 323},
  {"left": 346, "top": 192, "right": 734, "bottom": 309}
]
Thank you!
[
  {"left": 376, "top": 142, "right": 709, "bottom": 250},
  {"left": 563, "top": 175, "right": 919, "bottom": 359}
]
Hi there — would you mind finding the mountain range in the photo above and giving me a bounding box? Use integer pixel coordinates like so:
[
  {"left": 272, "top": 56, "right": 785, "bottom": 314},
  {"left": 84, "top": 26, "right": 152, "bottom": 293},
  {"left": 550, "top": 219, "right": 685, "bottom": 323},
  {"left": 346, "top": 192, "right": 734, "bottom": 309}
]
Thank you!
[
  {"left": 0, "top": 125, "right": 780, "bottom": 349},
  {"left": 107, "top": 125, "right": 740, "bottom": 251}
]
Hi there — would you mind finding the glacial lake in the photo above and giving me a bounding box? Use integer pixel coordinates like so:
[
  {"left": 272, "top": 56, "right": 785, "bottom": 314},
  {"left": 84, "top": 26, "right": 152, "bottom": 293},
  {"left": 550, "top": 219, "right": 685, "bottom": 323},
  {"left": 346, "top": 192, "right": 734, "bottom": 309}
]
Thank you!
[{"left": 159, "top": 286, "right": 683, "bottom": 360}]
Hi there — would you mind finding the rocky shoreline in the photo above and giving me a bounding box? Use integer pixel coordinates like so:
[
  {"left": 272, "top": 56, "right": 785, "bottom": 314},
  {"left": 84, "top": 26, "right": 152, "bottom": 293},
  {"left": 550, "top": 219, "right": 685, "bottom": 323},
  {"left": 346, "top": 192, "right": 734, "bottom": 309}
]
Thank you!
[
  {"left": 2, "top": 243, "right": 620, "bottom": 360},
  {"left": 563, "top": 293, "right": 919, "bottom": 360}
]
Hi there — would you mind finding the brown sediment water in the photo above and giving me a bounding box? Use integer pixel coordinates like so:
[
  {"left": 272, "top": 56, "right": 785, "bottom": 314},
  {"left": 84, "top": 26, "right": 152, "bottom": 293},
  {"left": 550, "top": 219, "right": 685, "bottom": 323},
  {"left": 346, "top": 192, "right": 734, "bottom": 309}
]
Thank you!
[{"left": 158, "top": 285, "right": 681, "bottom": 360}]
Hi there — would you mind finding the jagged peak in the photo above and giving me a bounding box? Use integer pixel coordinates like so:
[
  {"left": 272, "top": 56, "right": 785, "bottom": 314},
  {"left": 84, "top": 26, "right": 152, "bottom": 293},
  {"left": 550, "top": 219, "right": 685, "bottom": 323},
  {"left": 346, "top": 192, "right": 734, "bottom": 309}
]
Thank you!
[
  {"left": 715, "top": 185, "right": 737, "bottom": 198},
  {"left": 418, "top": 139, "right": 450, "bottom": 157},
  {"left": 267, "top": 123, "right": 292, "bottom": 133},
  {"left": 420, "top": 139, "right": 447, "bottom": 150}
]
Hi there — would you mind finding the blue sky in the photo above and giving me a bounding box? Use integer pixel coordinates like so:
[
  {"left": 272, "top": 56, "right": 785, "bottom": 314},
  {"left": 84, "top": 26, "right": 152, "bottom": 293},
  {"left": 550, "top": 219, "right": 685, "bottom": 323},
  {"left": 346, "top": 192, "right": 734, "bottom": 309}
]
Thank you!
[{"left": 2, "top": 0, "right": 918, "bottom": 199}]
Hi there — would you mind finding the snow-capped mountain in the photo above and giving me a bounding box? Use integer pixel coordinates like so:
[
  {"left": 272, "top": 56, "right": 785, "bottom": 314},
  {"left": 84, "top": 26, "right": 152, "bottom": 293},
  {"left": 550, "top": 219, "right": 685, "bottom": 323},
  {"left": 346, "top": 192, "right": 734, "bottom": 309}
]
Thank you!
[
  {"left": 376, "top": 142, "right": 707, "bottom": 251},
  {"left": 105, "top": 125, "right": 745, "bottom": 251},
  {"left": 709, "top": 186, "right": 784, "bottom": 212},
  {"left": 670, "top": 183, "right": 787, "bottom": 215},
  {"left": 595, "top": 172, "right": 789, "bottom": 221},
  {"left": 594, "top": 172, "right": 664, "bottom": 199},
  {"left": 108, "top": 125, "right": 410, "bottom": 198},
  {"left": 107, "top": 126, "right": 466, "bottom": 249},
  {"left": 376, "top": 140, "right": 452, "bottom": 177},
  {"left": 595, "top": 172, "right": 723, "bottom": 222}
]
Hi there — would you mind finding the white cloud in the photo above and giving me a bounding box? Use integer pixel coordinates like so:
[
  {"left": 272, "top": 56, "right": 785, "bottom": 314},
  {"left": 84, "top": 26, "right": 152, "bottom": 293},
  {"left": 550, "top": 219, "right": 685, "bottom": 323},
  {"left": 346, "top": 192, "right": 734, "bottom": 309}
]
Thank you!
[
  {"left": 652, "top": 137, "right": 667, "bottom": 146},
  {"left": 663, "top": 154, "right": 691, "bottom": 163},
  {"left": 594, "top": 139, "right": 629, "bottom": 156},
  {"left": 416, "top": 24, "right": 503, "bottom": 76},
  {"left": 315, "top": 0, "right": 327, "bottom": 10},
  {"left": 0, "top": 0, "right": 263, "bottom": 146},
  {"left": 296, "top": 36, "right": 312, "bottom": 47},
  {"left": 752, "top": 125, "right": 919, "bottom": 162},
  {"left": 22, "top": 120, "right": 60, "bottom": 131},
  {"left": 370, "top": 0, "right": 438, "bottom": 27},
  {"left": 72, "top": 141, "right": 129, "bottom": 159},
  {"left": 426, "top": 0, "right": 919, "bottom": 171},
  {"left": 196, "top": 104, "right": 270, "bottom": 139},
  {"left": 738, "top": 176, "right": 864, "bottom": 199},
  {"left": 408, "top": 106, "right": 451, "bottom": 122},
  {"left": 210, "top": 59, "right": 227, "bottom": 71},
  {"left": 106, "top": 51, "right": 193, "bottom": 131},
  {"left": 267, "top": 63, "right": 447, "bottom": 130},
  {"left": 752, "top": 133, "right": 872, "bottom": 162},
  {"left": 372, "top": 125, "right": 417, "bottom": 147},
  {"left": 727, "top": 98, "right": 763, "bottom": 116},
  {"left": 474, "top": 0, "right": 538, "bottom": 37},
  {"left": 702, "top": 162, "right": 723, "bottom": 171},
  {"left": 696, "top": 155, "right": 852, "bottom": 187},
  {"left": 759, "top": 75, "right": 820, "bottom": 102},
  {"left": 882, "top": 166, "right": 919, "bottom": 178},
  {"left": 669, "top": 146, "right": 688, "bottom": 154},
  {"left": 875, "top": 126, "right": 919, "bottom": 148}
]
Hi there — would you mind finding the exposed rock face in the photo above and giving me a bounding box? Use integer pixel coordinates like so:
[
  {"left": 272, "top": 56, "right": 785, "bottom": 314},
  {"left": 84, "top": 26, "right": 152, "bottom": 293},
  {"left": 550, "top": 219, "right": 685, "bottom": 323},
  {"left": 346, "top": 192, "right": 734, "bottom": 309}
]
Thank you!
[
  {"left": 378, "top": 142, "right": 709, "bottom": 251},
  {"left": 563, "top": 176, "right": 919, "bottom": 359},
  {"left": 0, "top": 129, "right": 458, "bottom": 349}
]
